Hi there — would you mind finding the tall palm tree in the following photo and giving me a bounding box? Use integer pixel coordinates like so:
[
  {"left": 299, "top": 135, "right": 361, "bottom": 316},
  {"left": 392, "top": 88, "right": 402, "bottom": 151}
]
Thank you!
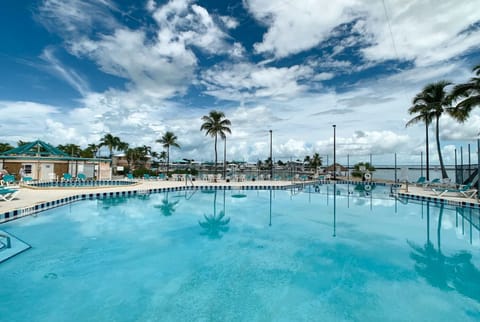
[
  {"left": 410, "top": 81, "right": 452, "bottom": 179},
  {"left": 310, "top": 153, "right": 322, "bottom": 173},
  {"left": 450, "top": 64, "right": 480, "bottom": 121},
  {"left": 406, "top": 94, "right": 434, "bottom": 180},
  {"left": 200, "top": 110, "right": 231, "bottom": 176},
  {"left": 99, "top": 133, "right": 121, "bottom": 157},
  {"left": 156, "top": 131, "right": 180, "bottom": 175}
]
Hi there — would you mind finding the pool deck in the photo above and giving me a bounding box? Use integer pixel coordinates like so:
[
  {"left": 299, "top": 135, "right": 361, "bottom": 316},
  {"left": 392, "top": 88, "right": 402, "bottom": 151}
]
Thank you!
[{"left": 0, "top": 179, "right": 478, "bottom": 222}]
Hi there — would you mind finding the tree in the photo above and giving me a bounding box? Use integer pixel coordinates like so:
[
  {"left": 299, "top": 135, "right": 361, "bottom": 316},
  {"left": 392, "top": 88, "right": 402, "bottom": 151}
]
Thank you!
[
  {"left": 450, "top": 64, "right": 480, "bottom": 120},
  {"left": 156, "top": 131, "right": 180, "bottom": 175},
  {"left": 99, "top": 133, "right": 121, "bottom": 157},
  {"left": 57, "top": 144, "right": 81, "bottom": 157},
  {"left": 83, "top": 143, "right": 100, "bottom": 158},
  {"left": 200, "top": 110, "right": 231, "bottom": 176},
  {"left": 410, "top": 81, "right": 453, "bottom": 179},
  {"left": 407, "top": 93, "right": 434, "bottom": 180},
  {"left": 0, "top": 142, "right": 13, "bottom": 153},
  {"left": 351, "top": 162, "right": 375, "bottom": 178},
  {"left": 310, "top": 153, "right": 322, "bottom": 172}
]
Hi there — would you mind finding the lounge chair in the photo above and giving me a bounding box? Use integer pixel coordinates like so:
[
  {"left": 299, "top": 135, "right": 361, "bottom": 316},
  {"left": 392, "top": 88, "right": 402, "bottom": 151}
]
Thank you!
[
  {"left": 0, "top": 187, "right": 19, "bottom": 201},
  {"left": 2, "top": 174, "right": 16, "bottom": 186},
  {"left": 414, "top": 176, "right": 426, "bottom": 186},
  {"left": 143, "top": 174, "right": 151, "bottom": 180},
  {"left": 126, "top": 173, "right": 134, "bottom": 180},
  {"left": 22, "top": 176, "right": 33, "bottom": 183},
  {"left": 423, "top": 178, "right": 441, "bottom": 189},
  {"left": 62, "top": 173, "right": 73, "bottom": 181},
  {"left": 77, "top": 173, "right": 87, "bottom": 181},
  {"left": 432, "top": 183, "right": 477, "bottom": 198}
]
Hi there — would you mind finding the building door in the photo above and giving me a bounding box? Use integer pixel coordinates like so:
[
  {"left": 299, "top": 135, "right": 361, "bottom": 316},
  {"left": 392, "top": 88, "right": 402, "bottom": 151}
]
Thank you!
[{"left": 40, "top": 163, "right": 55, "bottom": 181}]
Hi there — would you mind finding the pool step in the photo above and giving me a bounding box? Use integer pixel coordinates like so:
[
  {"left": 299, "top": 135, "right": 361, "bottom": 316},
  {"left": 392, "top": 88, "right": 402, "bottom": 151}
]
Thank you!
[{"left": 0, "top": 230, "right": 31, "bottom": 264}]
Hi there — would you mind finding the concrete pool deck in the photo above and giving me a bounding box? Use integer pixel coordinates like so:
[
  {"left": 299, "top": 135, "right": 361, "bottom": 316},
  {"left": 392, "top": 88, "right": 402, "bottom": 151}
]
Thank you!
[{"left": 0, "top": 179, "right": 478, "bottom": 223}]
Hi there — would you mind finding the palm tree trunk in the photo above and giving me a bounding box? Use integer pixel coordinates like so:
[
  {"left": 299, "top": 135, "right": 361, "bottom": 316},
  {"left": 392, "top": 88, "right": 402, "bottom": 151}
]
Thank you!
[
  {"left": 435, "top": 115, "right": 448, "bottom": 179},
  {"left": 166, "top": 145, "right": 170, "bottom": 175},
  {"left": 425, "top": 123, "right": 430, "bottom": 181}
]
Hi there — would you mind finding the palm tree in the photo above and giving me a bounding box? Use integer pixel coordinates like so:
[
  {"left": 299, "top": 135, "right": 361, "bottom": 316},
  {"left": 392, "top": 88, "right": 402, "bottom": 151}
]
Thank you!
[
  {"left": 200, "top": 110, "right": 231, "bottom": 176},
  {"left": 99, "top": 133, "right": 121, "bottom": 157},
  {"left": 86, "top": 143, "right": 99, "bottom": 158},
  {"left": 450, "top": 64, "right": 480, "bottom": 120},
  {"left": 156, "top": 131, "right": 180, "bottom": 175},
  {"left": 57, "top": 144, "right": 81, "bottom": 157},
  {"left": 409, "top": 81, "right": 453, "bottom": 179},
  {"left": 407, "top": 93, "right": 434, "bottom": 180},
  {"left": 17, "top": 140, "right": 29, "bottom": 147},
  {"left": 310, "top": 153, "right": 322, "bottom": 173}
]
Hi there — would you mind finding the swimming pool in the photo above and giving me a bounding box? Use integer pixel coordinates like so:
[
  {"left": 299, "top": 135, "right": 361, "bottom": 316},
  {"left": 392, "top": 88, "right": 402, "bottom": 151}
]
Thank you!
[{"left": 1, "top": 184, "right": 479, "bottom": 321}]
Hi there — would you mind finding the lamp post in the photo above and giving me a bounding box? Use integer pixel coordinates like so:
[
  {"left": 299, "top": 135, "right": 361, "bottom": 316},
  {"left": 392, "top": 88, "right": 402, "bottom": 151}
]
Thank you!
[
  {"left": 269, "top": 130, "right": 273, "bottom": 180},
  {"left": 332, "top": 124, "right": 336, "bottom": 181},
  {"left": 223, "top": 137, "right": 227, "bottom": 179}
]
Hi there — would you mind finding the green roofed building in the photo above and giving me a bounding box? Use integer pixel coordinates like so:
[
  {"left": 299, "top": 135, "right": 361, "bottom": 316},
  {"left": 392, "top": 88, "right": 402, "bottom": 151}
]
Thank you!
[{"left": 0, "top": 140, "right": 112, "bottom": 181}]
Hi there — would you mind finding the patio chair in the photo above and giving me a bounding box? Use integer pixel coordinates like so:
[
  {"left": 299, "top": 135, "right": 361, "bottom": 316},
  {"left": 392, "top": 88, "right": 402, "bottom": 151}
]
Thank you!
[
  {"left": 0, "top": 187, "right": 19, "bottom": 201},
  {"left": 21, "top": 176, "right": 33, "bottom": 183},
  {"left": 413, "top": 176, "right": 426, "bottom": 186},
  {"left": 432, "top": 183, "right": 477, "bottom": 198},
  {"left": 126, "top": 173, "right": 134, "bottom": 180},
  {"left": 62, "top": 173, "right": 73, "bottom": 181},
  {"left": 423, "top": 178, "right": 441, "bottom": 188},
  {"left": 77, "top": 173, "right": 87, "bottom": 181},
  {"left": 2, "top": 174, "right": 16, "bottom": 186}
]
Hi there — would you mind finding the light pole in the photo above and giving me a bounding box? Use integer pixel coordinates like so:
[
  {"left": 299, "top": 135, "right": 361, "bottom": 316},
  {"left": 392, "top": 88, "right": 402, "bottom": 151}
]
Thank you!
[
  {"left": 332, "top": 124, "right": 336, "bottom": 181},
  {"left": 223, "top": 136, "right": 227, "bottom": 179},
  {"left": 269, "top": 130, "right": 273, "bottom": 180}
]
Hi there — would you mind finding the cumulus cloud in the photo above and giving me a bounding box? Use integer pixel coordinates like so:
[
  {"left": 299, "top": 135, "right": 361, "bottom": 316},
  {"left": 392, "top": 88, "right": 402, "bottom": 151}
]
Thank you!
[{"left": 201, "top": 62, "right": 314, "bottom": 102}]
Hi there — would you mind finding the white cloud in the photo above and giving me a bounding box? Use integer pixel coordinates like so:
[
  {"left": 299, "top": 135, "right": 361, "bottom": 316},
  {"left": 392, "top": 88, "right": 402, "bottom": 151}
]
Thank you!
[
  {"left": 71, "top": 28, "right": 197, "bottom": 98},
  {"left": 41, "top": 47, "right": 90, "bottom": 96},
  {"left": 201, "top": 62, "right": 314, "bottom": 102},
  {"left": 246, "top": 0, "right": 480, "bottom": 68},
  {"left": 245, "top": 0, "right": 359, "bottom": 58},
  {"left": 38, "top": 0, "right": 119, "bottom": 35}
]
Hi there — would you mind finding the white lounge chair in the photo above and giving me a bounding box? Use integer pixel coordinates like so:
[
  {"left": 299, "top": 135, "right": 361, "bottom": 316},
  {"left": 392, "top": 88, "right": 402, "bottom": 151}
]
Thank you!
[
  {"left": 0, "top": 187, "right": 19, "bottom": 201},
  {"left": 432, "top": 183, "right": 477, "bottom": 198}
]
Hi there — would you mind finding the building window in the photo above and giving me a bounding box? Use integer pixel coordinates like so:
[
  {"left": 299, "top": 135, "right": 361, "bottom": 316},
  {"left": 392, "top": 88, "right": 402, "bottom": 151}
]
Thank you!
[{"left": 24, "top": 164, "right": 32, "bottom": 175}]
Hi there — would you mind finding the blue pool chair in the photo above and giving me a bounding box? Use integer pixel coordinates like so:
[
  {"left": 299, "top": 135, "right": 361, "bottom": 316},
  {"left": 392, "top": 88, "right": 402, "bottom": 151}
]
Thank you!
[
  {"left": 77, "top": 173, "right": 87, "bottom": 181},
  {"left": 0, "top": 187, "right": 19, "bottom": 201},
  {"left": 414, "top": 176, "right": 426, "bottom": 186},
  {"left": 2, "top": 174, "right": 16, "bottom": 186},
  {"left": 126, "top": 173, "right": 134, "bottom": 180},
  {"left": 62, "top": 173, "right": 73, "bottom": 181}
]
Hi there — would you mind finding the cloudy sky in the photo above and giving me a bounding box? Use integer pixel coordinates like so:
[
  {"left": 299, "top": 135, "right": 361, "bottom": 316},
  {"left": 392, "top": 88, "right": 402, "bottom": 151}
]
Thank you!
[{"left": 1, "top": 0, "right": 480, "bottom": 165}]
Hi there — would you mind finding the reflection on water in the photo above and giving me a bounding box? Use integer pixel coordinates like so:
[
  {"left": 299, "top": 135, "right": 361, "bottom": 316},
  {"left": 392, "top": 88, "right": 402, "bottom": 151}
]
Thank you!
[
  {"left": 198, "top": 190, "right": 230, "bottom": 239},
  {"left": 154, "top": 193, "right": 180, "bottom": 217}
]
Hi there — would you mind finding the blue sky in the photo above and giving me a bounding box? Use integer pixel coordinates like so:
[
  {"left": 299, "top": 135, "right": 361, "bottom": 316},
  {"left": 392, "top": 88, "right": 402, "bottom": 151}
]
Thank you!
[{"left": 1, "top": 0, "right": 480, "bottom": 164}]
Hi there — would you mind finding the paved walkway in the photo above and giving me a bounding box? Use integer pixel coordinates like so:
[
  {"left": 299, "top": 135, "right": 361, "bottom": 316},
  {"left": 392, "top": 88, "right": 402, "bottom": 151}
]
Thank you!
[{"left": 0, "top": 179, "right": 295, "bottom": 214}]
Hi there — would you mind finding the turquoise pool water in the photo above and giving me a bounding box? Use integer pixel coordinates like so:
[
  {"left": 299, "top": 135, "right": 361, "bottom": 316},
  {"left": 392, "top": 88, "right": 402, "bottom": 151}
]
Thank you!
[{"left": 1, "top": 184, "right": 479, "bottom": 321}]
